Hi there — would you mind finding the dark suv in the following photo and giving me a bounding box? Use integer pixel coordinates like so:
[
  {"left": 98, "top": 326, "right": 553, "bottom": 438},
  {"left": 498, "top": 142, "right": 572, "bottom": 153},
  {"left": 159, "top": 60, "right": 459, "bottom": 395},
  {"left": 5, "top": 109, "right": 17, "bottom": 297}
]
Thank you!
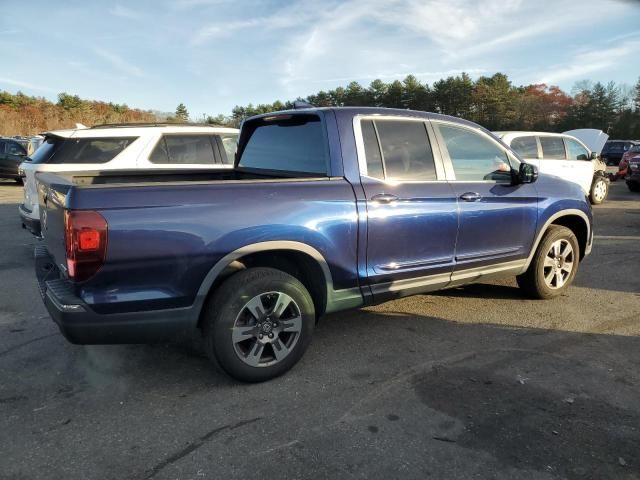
[
  {"left": 601, "top": 140, "right": 639, "bottom": 166},
  {"left": 0, "top": 138, "right": 28, "bottom": 183}
]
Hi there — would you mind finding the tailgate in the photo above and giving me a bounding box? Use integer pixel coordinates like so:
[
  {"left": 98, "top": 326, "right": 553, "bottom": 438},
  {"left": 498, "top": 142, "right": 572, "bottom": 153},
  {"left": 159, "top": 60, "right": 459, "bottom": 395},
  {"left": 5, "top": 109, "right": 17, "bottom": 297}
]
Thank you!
[{"left": 37, "top": 173, "right": 72, "bottom": 272}]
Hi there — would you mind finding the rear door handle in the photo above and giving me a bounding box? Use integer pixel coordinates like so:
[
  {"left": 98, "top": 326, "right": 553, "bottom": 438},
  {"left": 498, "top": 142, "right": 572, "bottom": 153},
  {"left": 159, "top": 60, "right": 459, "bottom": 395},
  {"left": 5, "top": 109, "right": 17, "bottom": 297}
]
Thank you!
[
  {"left": 460, "top": 192, "right": 482, "bottom": 202},
  {"left": 371, "top": 193, "right": 399, "bottom": 203}
]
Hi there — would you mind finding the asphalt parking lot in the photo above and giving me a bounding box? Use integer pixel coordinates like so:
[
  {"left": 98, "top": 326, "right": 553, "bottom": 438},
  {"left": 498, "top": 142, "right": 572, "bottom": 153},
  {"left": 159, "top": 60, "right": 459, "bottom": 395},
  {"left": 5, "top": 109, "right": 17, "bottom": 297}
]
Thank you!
[{"left": 1, "top": 178, "right": 639, "bottom": 480}]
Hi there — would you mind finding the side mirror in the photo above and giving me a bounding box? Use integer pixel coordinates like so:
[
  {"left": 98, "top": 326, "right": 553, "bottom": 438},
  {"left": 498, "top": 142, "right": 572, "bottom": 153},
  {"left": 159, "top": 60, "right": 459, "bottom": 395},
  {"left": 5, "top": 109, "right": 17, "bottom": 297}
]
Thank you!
[
  {"left": 590, "top": 151, "right": 599, "bottom": 160},
  {"left": 514, "top": 162, "right": 538, "bottom": 184}
]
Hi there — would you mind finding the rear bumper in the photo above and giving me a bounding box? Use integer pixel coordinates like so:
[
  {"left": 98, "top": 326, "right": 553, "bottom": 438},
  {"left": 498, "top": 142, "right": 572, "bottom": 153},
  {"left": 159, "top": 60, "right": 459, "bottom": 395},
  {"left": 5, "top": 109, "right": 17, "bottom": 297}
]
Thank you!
[
  {"left": 35, "top": 246, "right": 197, "bottom": 344},
  {"left": 19, "top": 204, "right": 41, "bottom": 236}
]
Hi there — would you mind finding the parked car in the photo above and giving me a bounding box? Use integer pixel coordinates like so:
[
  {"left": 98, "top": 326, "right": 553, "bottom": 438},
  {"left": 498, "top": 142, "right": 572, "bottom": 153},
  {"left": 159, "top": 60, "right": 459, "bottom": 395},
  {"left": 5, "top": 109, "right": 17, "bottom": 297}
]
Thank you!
[
  {"left": 613, "top": 144, "right": 640, "bottom": 180},
  {"left": 13, "top": 136, "right": 44, "bottom": 156},
  {"left": 601, "top": 140, "right": 639, "bottom": 166},
  {"left": 627, "top": 157, "right": 640, "bottom": 192},
  {"left": 0, "top": 137, "right": 28, "bottom": 183},
  {"left": 35, "top": 107, "right": 593, "bottom": 382},
  {"left": 19, "top": 123, "right": 239, "bottom": 236},
  {"left": 495, "top": 130, "right": 609, "bottom": 205}
]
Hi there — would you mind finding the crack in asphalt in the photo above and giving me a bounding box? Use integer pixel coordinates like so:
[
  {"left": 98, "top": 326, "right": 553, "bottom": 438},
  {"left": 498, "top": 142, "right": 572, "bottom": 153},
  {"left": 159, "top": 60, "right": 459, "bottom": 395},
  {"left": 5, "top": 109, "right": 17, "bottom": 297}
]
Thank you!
[
  {"left": 142, "top": 417, "right": 262, "bottom": 479},
  {"left": 0, "top": 333, "right": 59, "bottom": 358}
]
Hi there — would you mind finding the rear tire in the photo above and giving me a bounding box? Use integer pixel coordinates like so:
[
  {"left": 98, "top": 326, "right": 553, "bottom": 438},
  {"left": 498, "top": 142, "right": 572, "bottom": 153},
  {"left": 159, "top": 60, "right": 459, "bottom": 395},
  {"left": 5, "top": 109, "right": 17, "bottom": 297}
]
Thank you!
[
  {"left": 517, "top": 226, "right": 580, "bottom": 299},
  {"left": 589, "top": 176, "right": 608, "bottom": 204},
  {"left": 202, "top": 267, "right": 315, "bottom": 382}
]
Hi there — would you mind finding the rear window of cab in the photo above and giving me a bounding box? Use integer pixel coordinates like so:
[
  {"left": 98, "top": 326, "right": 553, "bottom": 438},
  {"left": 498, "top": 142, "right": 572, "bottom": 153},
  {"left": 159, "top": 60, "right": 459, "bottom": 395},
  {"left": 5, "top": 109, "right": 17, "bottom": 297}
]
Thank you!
[{"left": 238, "top": 114, "right": 329, "bottom": 175}]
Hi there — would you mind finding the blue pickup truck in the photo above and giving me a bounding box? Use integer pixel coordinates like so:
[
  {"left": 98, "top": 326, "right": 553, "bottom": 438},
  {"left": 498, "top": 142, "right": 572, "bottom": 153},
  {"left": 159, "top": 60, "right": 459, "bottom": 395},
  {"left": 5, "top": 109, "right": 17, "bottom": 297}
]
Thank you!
[{"left": 35, "top": 107, "right": 593, "bottom": 382}]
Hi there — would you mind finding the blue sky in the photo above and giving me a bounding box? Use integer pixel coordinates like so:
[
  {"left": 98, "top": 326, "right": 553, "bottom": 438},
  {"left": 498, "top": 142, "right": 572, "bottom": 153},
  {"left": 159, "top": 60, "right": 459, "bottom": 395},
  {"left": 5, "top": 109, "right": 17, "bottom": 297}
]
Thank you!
[{"left": 1, "top": 0, "right": 639, "bottom": 119}]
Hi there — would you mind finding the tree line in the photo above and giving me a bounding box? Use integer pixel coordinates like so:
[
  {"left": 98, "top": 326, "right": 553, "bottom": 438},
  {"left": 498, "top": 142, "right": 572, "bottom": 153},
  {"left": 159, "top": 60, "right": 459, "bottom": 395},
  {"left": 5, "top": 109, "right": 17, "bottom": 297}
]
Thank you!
[
  {"left": 2, "top": 73, "right": 640, "bottom": 139},
  {"left": 213, "top": 73, "right": 640, "bottom": 138},
  {"left": 0, "top": 91, "right": 157, "bottom": 136}
]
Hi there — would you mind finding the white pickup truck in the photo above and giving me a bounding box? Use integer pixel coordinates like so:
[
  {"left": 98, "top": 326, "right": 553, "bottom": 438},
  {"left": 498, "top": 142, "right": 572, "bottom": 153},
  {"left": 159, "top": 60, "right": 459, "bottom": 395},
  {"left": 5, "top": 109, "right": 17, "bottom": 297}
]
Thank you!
[
  {"left": 495, "top": 129, "right": 609, "bottom": 205},
  {"left": 19, "top": 123, "right": 239, "bottom": 236}
]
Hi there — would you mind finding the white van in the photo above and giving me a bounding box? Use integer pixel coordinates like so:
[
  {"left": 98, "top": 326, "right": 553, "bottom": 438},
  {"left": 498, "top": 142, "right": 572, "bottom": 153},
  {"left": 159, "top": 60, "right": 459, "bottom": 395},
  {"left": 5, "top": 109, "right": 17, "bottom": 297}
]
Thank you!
[
  {"left": 495, "top": 130, "right": 609, "bottom": 205},
  {"left": 19, "top": 123, "right": 239, "bottom": 235}
]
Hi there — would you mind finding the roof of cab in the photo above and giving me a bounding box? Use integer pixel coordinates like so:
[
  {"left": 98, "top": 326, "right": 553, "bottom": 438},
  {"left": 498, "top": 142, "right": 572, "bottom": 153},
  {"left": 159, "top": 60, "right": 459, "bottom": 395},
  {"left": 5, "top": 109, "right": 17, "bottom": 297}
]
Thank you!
[{"left": 245, "top": 106, "right": 486, "bottom": 131}]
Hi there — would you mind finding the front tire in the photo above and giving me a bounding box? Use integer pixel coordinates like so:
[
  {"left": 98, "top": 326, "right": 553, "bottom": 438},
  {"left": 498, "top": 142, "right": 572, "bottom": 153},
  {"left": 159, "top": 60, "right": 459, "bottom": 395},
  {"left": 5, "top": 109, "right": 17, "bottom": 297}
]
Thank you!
[
  {"left": 202, "top": 267, "right": 315, "bottom": 382},
  {"left": 517, "top": 226, "right": 580, "bottom": 299},
  {"left": 589, "top": 176, "right": 608, "bottom": 204}
]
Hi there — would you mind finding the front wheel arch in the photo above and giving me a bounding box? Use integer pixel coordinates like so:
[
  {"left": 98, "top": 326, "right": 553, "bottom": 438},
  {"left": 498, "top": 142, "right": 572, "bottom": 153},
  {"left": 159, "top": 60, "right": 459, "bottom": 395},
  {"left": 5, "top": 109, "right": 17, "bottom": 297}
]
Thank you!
[{"left": 523, "top": 211, "right": 590, "bottom": 272}]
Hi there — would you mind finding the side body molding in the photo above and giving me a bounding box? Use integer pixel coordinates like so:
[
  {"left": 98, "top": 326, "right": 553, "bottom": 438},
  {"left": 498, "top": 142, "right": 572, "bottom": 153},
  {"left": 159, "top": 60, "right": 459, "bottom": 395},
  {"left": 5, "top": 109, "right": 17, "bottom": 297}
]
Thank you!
[
  {"left": 192, "top": 241, "right": 363, "bottom": 320},
  {"left": 521, "top": 209, "right": 592, "bottom": 273}
]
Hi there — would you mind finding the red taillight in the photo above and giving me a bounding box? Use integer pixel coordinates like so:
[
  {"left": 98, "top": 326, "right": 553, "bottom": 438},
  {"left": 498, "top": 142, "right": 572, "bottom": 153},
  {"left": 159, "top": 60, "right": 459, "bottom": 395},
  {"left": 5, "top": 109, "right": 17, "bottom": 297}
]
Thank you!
[{"left": 64, "top": 210, "right": 108, "bottom": 282}]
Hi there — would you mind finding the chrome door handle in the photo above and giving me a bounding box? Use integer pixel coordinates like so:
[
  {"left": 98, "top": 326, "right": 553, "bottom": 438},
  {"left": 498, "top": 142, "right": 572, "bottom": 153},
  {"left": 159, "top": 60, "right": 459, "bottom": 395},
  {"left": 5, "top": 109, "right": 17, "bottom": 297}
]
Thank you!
[
  {"left": 371, "top": 193, "right": 399, "bottom": 203},
  {"left": 460, "top": 192, "right": 481, "bottom": 202}
]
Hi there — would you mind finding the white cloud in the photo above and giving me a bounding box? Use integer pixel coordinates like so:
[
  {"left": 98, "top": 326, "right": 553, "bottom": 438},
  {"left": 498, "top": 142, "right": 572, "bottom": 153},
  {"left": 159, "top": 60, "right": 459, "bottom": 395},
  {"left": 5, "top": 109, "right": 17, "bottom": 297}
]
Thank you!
[
  {"left": 169, "top": 0, "right": 229, "bottom": 10},
  {"left": 191, "top": 18, "right": 263, "bottom": 44},
  {"left": 0, "top": 28, "right": 21, "bottom": 35},
  {"left": 93, "top": 48, "right": 144, "bottom": 77},
  {"left": 0, "top": 77, "right": 57, "bottom": 93},
  {"left": 109, "top": 5, "right": 140, "bottom": 19},
  {"left": 535, "top": 39, "right": 640, "bottom": 85}
]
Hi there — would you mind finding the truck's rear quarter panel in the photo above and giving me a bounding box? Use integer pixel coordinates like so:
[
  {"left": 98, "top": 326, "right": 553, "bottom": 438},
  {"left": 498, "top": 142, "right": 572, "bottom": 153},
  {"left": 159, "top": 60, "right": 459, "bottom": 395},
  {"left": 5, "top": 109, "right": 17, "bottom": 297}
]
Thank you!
[{"left": 64, "top": 179, "right": 359, "bottom": 314}]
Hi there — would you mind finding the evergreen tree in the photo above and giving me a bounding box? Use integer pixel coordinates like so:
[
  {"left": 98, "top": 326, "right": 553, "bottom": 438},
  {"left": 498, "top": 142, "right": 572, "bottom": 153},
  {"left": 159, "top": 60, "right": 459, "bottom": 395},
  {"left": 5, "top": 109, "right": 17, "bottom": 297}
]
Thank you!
[
  {"left": 384, "top": 80, "right": 404, "bottom": 108},
  {"left": 402, "top": 75, "right": 430, "bottom": 111},
  {"left": 368, "top": 79, "right": 388, "bottom": 107},
  {"left": 175, "top": 103, "right": 189, "bottom": 122}
]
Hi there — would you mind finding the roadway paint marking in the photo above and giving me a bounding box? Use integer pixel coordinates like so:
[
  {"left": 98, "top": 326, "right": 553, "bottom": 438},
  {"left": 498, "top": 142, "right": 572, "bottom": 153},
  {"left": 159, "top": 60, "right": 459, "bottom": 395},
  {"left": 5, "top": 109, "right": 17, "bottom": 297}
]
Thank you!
[{"left": 594, "top": 235, "right": 640, "bottom": 241}]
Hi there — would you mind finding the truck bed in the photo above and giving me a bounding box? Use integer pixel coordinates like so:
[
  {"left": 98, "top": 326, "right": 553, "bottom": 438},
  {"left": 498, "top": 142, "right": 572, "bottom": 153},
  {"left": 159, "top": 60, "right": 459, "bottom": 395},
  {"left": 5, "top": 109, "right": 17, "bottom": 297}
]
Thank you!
[{"left": 36, "top": 167, "right": 360, "bottom": 319}]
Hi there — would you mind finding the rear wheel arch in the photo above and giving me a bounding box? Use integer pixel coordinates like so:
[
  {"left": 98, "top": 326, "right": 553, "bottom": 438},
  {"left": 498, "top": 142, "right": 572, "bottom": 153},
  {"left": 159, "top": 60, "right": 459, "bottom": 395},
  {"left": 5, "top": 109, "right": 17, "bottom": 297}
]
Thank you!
[{"left": 195, "top": 242, "right": 333, "bottom": 327}]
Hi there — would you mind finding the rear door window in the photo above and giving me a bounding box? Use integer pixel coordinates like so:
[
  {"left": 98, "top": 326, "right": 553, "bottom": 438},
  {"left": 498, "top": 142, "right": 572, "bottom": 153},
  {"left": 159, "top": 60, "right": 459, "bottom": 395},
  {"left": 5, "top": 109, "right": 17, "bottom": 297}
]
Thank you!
[
  {"left": 45, "top": 137, "right": 137, "bottom": 164},
  {"left": 150, "top": 135, "right": 218, "bottom": 164},
  {"left": 510, "top": 136, "right": 538, "bottom": 158},
  {"left": 540, "top": 137, "right": 566, "bottom": 160},
  {"left": 238, "top": 114, "right": 328, "bottom": 175},
  {"left": 374, "top": 120, "right": 436, "bottom": 181}
]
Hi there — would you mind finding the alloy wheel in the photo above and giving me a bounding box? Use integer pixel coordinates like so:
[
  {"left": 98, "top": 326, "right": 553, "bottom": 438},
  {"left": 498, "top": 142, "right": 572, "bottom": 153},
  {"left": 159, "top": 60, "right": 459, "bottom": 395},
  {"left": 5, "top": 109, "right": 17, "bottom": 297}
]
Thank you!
[
  {"left": 543, "top": 239, "right": 574, "bottom": 289},
  {"left": 232, "top": 291, "right": 302, "bottom": 367}
]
